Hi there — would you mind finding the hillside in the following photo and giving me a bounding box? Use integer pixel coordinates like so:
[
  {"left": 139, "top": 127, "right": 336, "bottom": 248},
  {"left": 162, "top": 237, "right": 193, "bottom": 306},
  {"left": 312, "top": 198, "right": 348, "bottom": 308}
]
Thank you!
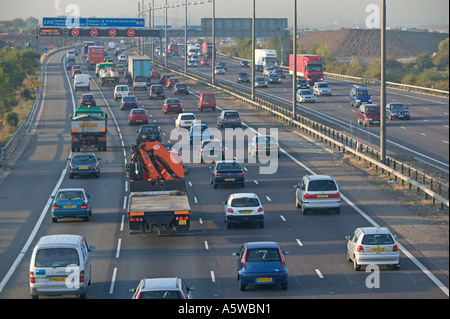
[{"left": 298, "top": 29, "right": 448, "bottom": 59}]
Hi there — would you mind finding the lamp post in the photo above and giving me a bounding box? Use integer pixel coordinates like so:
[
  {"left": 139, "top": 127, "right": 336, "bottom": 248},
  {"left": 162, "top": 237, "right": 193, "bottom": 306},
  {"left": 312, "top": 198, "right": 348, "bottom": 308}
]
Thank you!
[
  {"left": 380, "top": 0, "right": 387, "bottom": 163},
  {"left": 211, "top": 0, "right": 216, "bottom": 85},
  {"left": 251, "top": 0, "right": 255, "bottom": 101},
  {"left": 292, "top": 0, "right": 297, "bottom": 118}
]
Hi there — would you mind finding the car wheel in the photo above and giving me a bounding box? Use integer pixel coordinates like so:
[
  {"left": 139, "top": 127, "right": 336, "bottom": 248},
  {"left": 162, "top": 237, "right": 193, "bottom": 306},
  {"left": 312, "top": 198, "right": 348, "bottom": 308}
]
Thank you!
[
  {"left": 281, "top": 282, "right": 288, "bottom": 290},
  {"left": 393, "top": 263, "right": 400, "bottom": 270},
  {"left": 335, "top": 207, "right": 340, "bottom": 214},
  {"left": 302, "top": 205, "right": 308, "bottom": 215},
  {"left": 295, "top": 197, "right": 301, "bottom": 209},
  {"left": 353, "top": 258, "right": 361, "bottom": 271},
  {"left": 52, "top": 217, "right": 57, "bottom": 223},
  {"left": 240, "top": 281, "right": 246, "bottom": 291},
  {"left": 259, "top": 221, "right": 264, "bottom": 228},
  {"left": 213, "top": 182, "right": 218, "bottom": 189}
]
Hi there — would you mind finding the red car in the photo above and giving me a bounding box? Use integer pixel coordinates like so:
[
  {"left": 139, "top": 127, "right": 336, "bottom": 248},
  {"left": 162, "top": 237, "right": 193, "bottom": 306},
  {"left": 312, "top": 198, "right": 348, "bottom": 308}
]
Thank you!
[
  {"left": 165, "top": 77, "right": 179, "bottom": 88},
  {"left": 162, "top": 98, "right": 183, "bottom": 114},
  {"left": 200, "top": 58, "right": 209, "bottom": 66},
  {"left": 151, "top": 69, "right": 161, "bottom": 78},
  {"left": 159, "top": 74, "right": 171, "bottom": 85},
  {"left": 128, "top": 108, "right": 149, "bottom": 125}
]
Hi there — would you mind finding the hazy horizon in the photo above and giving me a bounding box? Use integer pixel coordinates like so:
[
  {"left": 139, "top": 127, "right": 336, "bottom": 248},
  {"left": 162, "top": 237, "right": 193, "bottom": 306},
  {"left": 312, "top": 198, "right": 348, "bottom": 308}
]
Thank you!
[{"left": 1, "top": 0, "right": 448, "bottom": 31}]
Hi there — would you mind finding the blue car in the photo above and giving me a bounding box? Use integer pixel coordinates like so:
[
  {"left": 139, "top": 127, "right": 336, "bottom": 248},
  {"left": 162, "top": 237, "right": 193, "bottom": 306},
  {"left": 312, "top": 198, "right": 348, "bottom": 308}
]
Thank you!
[
  {"left": 121, "top": 95, "right": 138, "bottom": 111},
  {"left": 189, "top": 124, "right": 211, "bottom": 144},
  {"left": 51, "top": 188, "right": 93, "bottom": 223},
  {"left": 233, "top": 242, "right": 289, "bottom": 291}
]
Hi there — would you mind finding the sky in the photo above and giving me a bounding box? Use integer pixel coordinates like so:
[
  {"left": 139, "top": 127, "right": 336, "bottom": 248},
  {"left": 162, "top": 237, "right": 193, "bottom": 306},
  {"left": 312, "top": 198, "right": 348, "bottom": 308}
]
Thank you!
[{"left": 0, "top": 0, "right": 448, "bottom": 30}]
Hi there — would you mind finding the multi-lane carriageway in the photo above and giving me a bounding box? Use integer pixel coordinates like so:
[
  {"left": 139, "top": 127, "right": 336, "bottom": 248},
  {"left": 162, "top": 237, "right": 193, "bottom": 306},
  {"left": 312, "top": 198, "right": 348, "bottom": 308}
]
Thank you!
[{"left": 0, "top": 49, "right": 448, "bottom": 300}]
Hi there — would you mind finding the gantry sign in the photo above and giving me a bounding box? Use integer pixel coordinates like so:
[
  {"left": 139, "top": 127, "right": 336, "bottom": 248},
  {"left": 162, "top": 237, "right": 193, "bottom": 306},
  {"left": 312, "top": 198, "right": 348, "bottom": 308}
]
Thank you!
[{"left": 39, "top": 17, "right": 160, "bottom": 38}]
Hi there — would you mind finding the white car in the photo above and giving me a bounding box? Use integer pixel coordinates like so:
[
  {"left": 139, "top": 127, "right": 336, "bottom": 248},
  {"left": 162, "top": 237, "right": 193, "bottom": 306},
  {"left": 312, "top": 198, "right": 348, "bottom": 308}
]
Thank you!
[
  {"left": 313, "top": 82, "right": 332, "bottom": 96},
  {"left": 118, "top": 54, "right": 127, "bottom": 62},
  {"left": 214, "top": 66, "right": 225, "bottom": 75},
  {"left": 187, "top": 60, "right": 197, "bottom": 67},
  {"left": 175, "top": 112, "right": 197, "bottom": 129},
  {"left": 223, "top": 193, "right": 264, "bottom": 229},
  {"left": 114, "top": 84, "right": 130, "bottom": 100},
  {"left": 346, "top": 227, "right": 400, "bottom": 271},
  {"left": 296, "top": 89, "right": 316, "bottom": 103}
]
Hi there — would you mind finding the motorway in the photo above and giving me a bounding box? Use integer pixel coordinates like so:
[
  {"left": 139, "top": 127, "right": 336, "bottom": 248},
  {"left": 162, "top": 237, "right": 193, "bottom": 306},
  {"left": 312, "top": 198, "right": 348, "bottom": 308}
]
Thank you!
[
  {"left": 163, "top": 53, "right": 449, "bottom": 173},
  {"left": 0, "top": 48, "right": 448, "bottom": 300}
]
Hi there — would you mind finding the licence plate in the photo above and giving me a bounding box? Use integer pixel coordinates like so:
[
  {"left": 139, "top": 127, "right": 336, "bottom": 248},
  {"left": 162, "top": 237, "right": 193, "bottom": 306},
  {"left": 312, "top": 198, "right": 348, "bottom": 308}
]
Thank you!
[
  {"left": 63, "top": 205, "right": 76, "bottom": 208},
  {"left": 185, "top": 121, "right": 191, "bottom": 125},
  {"left": 371, "top": 248, "right": 386, "bottom": 252},
  {"left": 136, "top": 120, "right": 143, "bottom": 122},
  {"left": 50, "top": 277, "right": 66, "bottom": 282},
  {"left": 316, "top": 194, "right": 329, "bottom": 198},
  {"left": 257, "top": 278, "right": 272, "bottom": 283},
  {"left": 240, "top": 211, "right": 251, "bottom": 214},
  {"left": 179, "top": 220, "right": 187, "bottom": 225},
  {"left": 78, "top": 166, "right": 89, "bottom": 170},
  {"left": 224, "top": 178, "right": 235, "bottom": 181}
]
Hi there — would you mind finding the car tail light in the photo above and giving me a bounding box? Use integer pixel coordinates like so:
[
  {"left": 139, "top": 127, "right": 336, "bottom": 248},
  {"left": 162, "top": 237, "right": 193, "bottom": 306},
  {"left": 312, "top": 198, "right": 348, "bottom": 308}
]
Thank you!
[
  {"left": 177, "top": 216, "right": 189, "bottom": 220},
  {"left": 238, "top": 173, "right": 244, "bottom": 176},
  {"left": 79, "top": 270, "right": 85, "bottom": 283},
  {"left": 329, "top": 192, "right": 340, "bottom": 198},
  {"left": 30, "top": 271, "right": 35, "bottom": 283},
  {"left": 236, "top": 118, "right": 241, "bottom": 121},
  {"left": 80, "top": 203, "right": 88, "bottom": 209},
  {"left": 222, "top": 118, "right": 227, "bottom": 121},
  {"left": 258, "top": 207, "right": 264, "bottom": 213},
  {"left": 70, "top": 167, "right": 75, "bottom": 171},
  {"left": 242, "top": 250, "right": 248, "bottom": 269},
  {"left": 227, "top": 208, "right": 234, "bottom": 213},
  {"left": 92, "top": 167, "right": 98, "bottom": 170},
  {"left": 304, "top": 193, "right": 316, "bottom": 199},
  {"left": 215, "top": 173, "right": 222, "bottom": 177},
  {"left": 200, "top": 148, "right": 204, "bottom": 153},
  {"left": 393, "top": 245, "right": 398, "bottom": 252},
  {"left": 357, "top": 245, "right": 364, "bottom": 252},
  {"left": 53, "top": 203, "right": 59, "bottom": 209},
  {"left": 255, "top": 146, "right": 259, "bottom": 150},
  {"left": 279, "top": 248, "right": 285, "bottom": 268}
]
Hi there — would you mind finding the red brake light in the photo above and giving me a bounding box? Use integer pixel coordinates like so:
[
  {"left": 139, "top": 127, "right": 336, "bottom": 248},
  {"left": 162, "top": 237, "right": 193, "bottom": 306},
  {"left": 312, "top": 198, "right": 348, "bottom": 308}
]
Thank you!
[
  {"left": 242, "top": 250, "right": 248, "bottom": 269},
  {"left": 279, "top": 248, "right": 285, "bottom": 268},
  {"left": 330, "top": 192, "right": 340, "bottom": 198},
  {"left": 53, "top": 203, "right": 59, "bottom": 209},
  {"left": 227, "top": 208, "right": 234, "bottom": 213},
  {"left": 30, "top": 271, "right": 35, "bottom": 283},
  {"left": 80, "top": 203, "right": 87, "bottom": 209},
  {"left": 80, "top": 270, "right": 85, "bottom": 283},
  {"left": 215, "top": 173, "right": 222, "bottom": 177},
  {"left": 304, "top": 193, "right": 316, "bottom": 199},
  {"left": 393, "top": 245, "right": 398, "bottom": 252},
  {"left": 357, "top": 245, "right": 364, "bottom": 252},
  {"left": 258, "top": 207, "right": 264, "bottom": 212}
]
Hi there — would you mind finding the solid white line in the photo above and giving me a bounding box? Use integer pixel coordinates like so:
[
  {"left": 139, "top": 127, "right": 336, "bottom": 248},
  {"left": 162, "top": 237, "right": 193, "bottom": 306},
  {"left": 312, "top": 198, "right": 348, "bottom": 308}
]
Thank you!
[
  {"left": 210, "top": 271, "right": 216, "bottom": 283},
  {"left": 123, "top": 196, "right": 128, "bottom": 210},
  {"left": 109, "top": 268, "right": 117, "bottom": 294},
  {"left": 116, "top": 239, "right": 122, "bottom": 258}
]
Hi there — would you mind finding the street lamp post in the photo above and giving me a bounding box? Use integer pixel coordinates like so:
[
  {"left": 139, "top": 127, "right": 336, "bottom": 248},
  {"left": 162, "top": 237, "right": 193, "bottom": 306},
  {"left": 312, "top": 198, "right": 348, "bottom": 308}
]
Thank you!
[
  {"left": 380, "top": 0, "right": 387, "bottom": 163},
  {"left": 251, "top": 0, "right": 255, "bottom": 101},
  {"left": 211, "top": 0, "right": 216, "bottom": 85},
  {"left": 292, "top": 0, "right": 297, "bottom": 118}
]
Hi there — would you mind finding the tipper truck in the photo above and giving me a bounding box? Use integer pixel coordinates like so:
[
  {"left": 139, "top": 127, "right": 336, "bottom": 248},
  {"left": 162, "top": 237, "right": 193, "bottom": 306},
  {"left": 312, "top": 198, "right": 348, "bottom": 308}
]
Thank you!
[
  {"left": 289, "top": 54, "right": 324, "bottom": 83},
  {"left": 70, "top": 106, "right": 107, "bottom": 152},
  {"left": 88, "top": 46, "right": 104, "bottom": 70},
  {"left": 126, "top": 141, "right": 191, "bottom": 235},
  {"left": 127, "top": 56, "right": 152, "bottom": 89},
  {"left": 99, "top": 67, "right": 120, "bottom": 86}
]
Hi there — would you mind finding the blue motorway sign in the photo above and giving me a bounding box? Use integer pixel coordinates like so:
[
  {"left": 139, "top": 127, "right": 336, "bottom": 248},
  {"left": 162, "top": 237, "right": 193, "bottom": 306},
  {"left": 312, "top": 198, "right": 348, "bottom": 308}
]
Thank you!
[{"left": 42, "top": 17, "right": 145, "bottom": 28}]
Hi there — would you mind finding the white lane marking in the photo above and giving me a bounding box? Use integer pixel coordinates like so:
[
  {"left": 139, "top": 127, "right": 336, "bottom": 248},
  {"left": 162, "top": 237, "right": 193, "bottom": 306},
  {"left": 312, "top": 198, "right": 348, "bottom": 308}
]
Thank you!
[
  {"left": 120, "top": 215, "right": 125, "bottom": 232},
  {"left": 280, "top": 215, "right": 286, "bottom": 222},
  {"left": 115, "top": 238, "right": 122, "bottom": 258},
  {"left": 296, "top": 239, "right": 303, "bottom": 247},
  {"left": 210, "top": 271, "right": 216, "bottom": 283},
  {"left": 204, "top": 241, "right": 209, "bottom": 250},
  {"left": 109, "top": 268, "right": 117, "bottom": 294},
  {"left": 316, "top": 269, "right": 324, "bottom": 279}
]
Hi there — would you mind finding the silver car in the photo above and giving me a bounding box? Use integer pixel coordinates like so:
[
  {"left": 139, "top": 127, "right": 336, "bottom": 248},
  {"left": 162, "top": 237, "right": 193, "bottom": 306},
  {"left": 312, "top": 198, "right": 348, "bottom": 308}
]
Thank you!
[
  {"left": 296, "top": 89, "right": 316, "bottom": 103},
  {"left": 295, "top": 175, "right": 340, "bottom": 214},
  {"left": 131, "top": 277, "right": 194, "bottom": 299},
  {"left": 346, "top": 227, "right": 400, "bottom": 271},
  {"left": 223, "top": 193, "right": 264, "bottom": 228},
  {"left": 313, "top": 81, "right": 332, "bottom": 96}
]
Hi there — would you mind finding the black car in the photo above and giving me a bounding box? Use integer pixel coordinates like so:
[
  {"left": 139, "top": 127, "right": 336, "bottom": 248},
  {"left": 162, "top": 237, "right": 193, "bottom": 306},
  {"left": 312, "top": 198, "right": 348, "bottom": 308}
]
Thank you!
[
  {"left": 216, "top": 62, "right": 227, "bottom": 71},
  {"left": 240, "top": 61, "right": 250, "bottom": 68},
  {"left": 236, "top": 73, "right": 250, "bottom": 83},
  {"left": 296, "top": 78, "right": 310, "bottom": 89},
  {"left": 149, "top": 84, "right": 165, "bottom": 100},
  {"left": 136, "top": 124, "right": 162, "bottom": 144},
  {"left": 79, "top": 94, "right": 96, "bottom": 107},
  {"left": 267, "top": 73, "right": 281, "bottom": 84},
  {"left": 68, "top": 153, "right": 100, "bottom": 178},
  {"left": 210, "top": 160, "right": 245, "bottom": 188},
  {"left": 217, "top": 110, "right": 242, "bottom": 128}
]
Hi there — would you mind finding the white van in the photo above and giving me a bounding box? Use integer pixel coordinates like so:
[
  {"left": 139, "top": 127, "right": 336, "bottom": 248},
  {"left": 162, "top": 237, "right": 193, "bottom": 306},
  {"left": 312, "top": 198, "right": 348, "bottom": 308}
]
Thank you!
[
  {"left": 30, "top": 234, "right": 95, "bottom": 299},
  {"left": 114, "top": 84, "right": 130, "bottom": 100},
  {"left": 74, "top": 74, "right": 90, "bottom": 91}
]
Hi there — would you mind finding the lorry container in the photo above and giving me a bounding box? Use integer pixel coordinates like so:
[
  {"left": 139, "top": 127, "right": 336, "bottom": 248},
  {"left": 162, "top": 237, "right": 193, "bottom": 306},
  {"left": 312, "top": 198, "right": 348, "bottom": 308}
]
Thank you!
[
  {"left": 99, "top": 68, "right": 120, "bottom": 86},
  {"left": 88, "top": 46, "right": 104, "bottom": 70},
  {"left": 70, "top": 106, "right": 107, "bottom": 152},
  {"left": 126, "top": 142, "right": 190, "bottom": 234},
  {"left": 289, "top": 54, "right": 324, "bottom": 83},
  {"left": 202, "top": 42, "right": 213, "bottom": 58},
  {"left": 83, "top": 41, "right": 94, "bottom": 57},
  {"left": 255, "top": 49, "right": 278, "bottom": 71},
  {"left": 127, "top": 56, "right": 152, "bottom": 88}
]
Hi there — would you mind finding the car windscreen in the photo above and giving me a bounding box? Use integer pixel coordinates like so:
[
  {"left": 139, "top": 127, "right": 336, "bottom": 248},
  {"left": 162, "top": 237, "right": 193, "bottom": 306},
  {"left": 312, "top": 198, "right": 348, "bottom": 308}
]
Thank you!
[
  {"left": 246, "top": 248, "right": 280, "bottom": 262},
  {"left": 231, "top": 197, "right": 260, "bottom": 207},
  {"left": 307, "top": 180, "right": 337, "bottom": 192},
  {"left": 35, "top": 248, "right": 79, "bottom": 267},
  {"left": 56, "top": 191, "right": 85, "bottom": 201},
  {"left": 366, "top": 107, "right": 380, "bottom": 115},
  {"left": 216, "top": 163, "right": 241, "bottom": 170},
  {"left": 361, "top": 234, "right": 394, "bottom": 245},
  {"left": 139, "top": 290, "right": 182, "bottom": 299},
  {"left": 72, "top": 155, "right": 96, "bottom": 163},
  {"left": 224, "top": 112, "right": 239, "bottom": 118},
  {"left": 181, "top": 114, "right": 196, "bottom": 120}
]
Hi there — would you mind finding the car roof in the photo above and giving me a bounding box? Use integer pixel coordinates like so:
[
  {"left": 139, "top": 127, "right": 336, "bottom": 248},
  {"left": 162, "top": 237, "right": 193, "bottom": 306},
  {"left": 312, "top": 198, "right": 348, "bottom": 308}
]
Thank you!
[
  {"left": 304, "top": 174, "right": 335, "bottom": 181},
  {"left": 244, "top": 241, "right": 279, "bottom": 249},
  {"left": 358, "top": 227, "right": 392, "bottom": 235},
  {"left": 229, "top": 193, "right": 259, "bottom": 199},
  {"left": 72, "top": 152, "right": 96, "bottom": 157},
  {"left": 36, "top": 234, "right": 83, "bottom": 247},
  {"left": 140, "top": 278, "right": 180, "bottom": 291}
]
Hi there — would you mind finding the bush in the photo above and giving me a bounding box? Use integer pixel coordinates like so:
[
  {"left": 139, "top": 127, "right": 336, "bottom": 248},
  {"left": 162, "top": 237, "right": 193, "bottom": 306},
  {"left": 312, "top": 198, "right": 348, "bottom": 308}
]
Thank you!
[{"left": 5, "top": 111, "right": 19, "bottom": 126}]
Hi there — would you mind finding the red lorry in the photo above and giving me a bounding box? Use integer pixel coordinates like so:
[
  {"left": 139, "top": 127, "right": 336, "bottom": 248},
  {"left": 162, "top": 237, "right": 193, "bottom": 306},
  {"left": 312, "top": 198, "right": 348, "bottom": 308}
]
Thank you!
[
  {"left": 202, "top": 42, "right": 213, "bottom": 58},
  {"left": 289, "top": 54, "right": 324, "bottom": 83},
  {"left": 88, "top": 46, "right": 104, "bottom": 70}
]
